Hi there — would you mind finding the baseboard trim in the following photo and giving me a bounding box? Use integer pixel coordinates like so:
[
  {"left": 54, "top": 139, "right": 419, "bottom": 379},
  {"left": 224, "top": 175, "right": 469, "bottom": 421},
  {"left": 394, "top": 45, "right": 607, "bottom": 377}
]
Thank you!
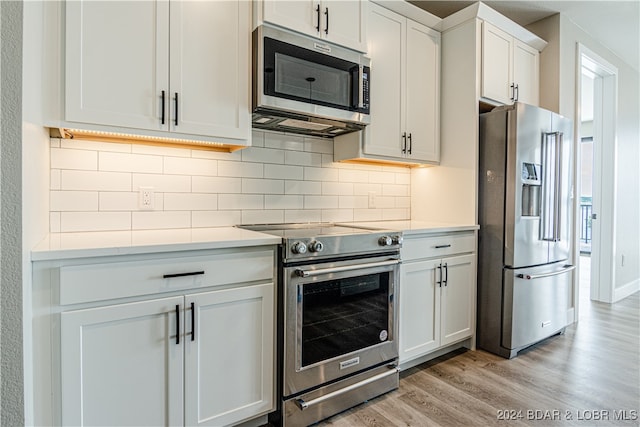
[
  {"left": 614, "top": 278, "right": 640, "bottom": 302},
  {"left": 398, "top": 338, "right": 472, "bottom": 371}
]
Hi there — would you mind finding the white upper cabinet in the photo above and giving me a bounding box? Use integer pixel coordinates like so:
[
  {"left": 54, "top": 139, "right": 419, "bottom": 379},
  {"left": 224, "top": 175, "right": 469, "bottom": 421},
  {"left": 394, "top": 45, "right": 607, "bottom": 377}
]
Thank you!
[
  {"left": 334, "top": 3, "right": 440, "bottom": 165},
  {"left": 261, "top": 0, "right": 367, "bottom": 52},
  {"left": 63, "top": 0, "right": 251, "bottom": 146},
  {"left": 481, "top": 21, "right": 539, "bottom": 105}
]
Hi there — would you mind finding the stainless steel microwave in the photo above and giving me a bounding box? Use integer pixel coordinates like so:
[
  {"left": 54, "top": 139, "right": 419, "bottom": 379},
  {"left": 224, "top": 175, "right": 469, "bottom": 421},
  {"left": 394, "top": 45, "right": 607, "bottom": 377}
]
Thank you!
[{"left": 252, "top": 25, "right": 371, "bottom": 138}]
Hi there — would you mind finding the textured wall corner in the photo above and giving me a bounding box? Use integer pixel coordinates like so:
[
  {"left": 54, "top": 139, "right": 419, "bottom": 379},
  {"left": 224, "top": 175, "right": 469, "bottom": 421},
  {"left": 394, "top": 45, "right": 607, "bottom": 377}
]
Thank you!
[{"left": 1, "top": 1, "right": 25, "bottom": 426}]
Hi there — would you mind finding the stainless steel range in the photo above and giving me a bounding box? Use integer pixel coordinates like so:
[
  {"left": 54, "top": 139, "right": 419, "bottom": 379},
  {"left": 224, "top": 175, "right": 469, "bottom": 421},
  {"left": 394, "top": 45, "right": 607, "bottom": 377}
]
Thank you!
[{"left": 238, "top": 223, "right": 402, "bottom": 426}]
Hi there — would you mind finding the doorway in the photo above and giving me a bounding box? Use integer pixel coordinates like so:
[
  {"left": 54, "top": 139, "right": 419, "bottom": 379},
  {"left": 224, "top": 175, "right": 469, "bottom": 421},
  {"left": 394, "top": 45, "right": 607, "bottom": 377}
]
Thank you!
[{"left": 575, "top": 44, "right": 618, "bottom": 315}]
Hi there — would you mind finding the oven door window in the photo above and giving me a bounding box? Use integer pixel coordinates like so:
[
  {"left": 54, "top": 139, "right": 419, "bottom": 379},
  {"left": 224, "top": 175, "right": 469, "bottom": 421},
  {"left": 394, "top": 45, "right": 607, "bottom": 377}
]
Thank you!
[
  {"left": 264, "top": 37, "right": 358, "bottom": 112},
  {"left": 300, "top": 272, "right": 390, "bottom": 368}
]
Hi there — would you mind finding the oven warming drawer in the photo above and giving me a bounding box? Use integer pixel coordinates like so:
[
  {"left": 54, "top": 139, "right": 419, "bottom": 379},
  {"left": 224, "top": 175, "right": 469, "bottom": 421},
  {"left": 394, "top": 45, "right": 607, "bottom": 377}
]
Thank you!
[{"left": 283, "top": 364, "right": 399, "bottom": 426}]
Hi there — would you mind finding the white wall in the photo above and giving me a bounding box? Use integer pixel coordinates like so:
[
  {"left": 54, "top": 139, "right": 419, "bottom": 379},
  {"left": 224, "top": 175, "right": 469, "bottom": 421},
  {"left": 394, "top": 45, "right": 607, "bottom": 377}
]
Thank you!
[
  {"left": 529, "top": 14, "right": 640, "bottom": 294},
  {"left": 47, "top": 131, "right": 411, "bottom": 232}
]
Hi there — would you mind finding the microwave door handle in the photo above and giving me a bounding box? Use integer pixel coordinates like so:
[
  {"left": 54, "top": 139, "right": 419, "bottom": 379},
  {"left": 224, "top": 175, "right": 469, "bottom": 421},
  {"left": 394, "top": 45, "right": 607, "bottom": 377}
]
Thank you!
[{"left": 358, "top": 65, "right": 364, "bottom": 109}]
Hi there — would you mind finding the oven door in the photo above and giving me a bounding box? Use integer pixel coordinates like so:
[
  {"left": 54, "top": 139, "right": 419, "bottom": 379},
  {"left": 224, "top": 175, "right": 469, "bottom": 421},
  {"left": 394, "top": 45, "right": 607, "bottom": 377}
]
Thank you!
[{"left": 283, "top": 255, "right": 399, "bottom": 397}]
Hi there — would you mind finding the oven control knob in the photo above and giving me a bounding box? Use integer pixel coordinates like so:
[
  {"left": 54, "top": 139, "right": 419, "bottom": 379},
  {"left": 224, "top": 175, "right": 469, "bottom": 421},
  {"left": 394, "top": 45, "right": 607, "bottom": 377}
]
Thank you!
[
  {"left": 392, "top": 235, "right": 403, "bottom": 245},
  {"left": 309, "top": 241, "right": 324, "bottom": 253},
  {"left": 378, "top": 236, "right": 393, "bottom": 246},
  {"left": 291, "top": 241, "right": 307, "bottom": 254}
]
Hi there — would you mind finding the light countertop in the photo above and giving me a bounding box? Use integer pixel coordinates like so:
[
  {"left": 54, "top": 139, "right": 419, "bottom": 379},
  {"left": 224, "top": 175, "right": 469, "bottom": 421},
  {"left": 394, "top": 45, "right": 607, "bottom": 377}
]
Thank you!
[
  {"left": 32, "top": 221, "right": 478, "bottom": 261},
  {"left": 31, "top": 227, "right": 282, "bottom": 261}
]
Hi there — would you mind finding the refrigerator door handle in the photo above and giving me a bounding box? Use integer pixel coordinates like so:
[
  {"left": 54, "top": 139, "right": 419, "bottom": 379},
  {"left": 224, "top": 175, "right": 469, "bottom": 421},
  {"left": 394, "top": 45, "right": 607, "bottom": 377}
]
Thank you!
[
  {"left": 553, "top": 132, "right": 564, "bottom": 242},
  {"left": 541, "top": 132, "right": 561, "bottom": 242},
  {"left": 517, "top": 264, "right": 575, "bottom": 280}
]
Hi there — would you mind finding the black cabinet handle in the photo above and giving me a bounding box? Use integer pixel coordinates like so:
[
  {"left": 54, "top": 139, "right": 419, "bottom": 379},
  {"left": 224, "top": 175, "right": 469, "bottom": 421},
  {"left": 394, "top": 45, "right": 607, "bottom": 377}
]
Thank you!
[
  {"left": 401, "top": 132, "right": 407, "bottom": 153},
  {"left": 510, "top": 83, "right": 515, "bottom": 101},
  {"left": 161, "top": 90, "right": 166, "bottom": 125},
  {"left": 175, "top": 305, "right": 180, "bottom": 345},
  {"left": 443, "top": 263, "right": 448, "bottom": 286},
  {"left": 174, "top": 92, "right": 179, "bottom": 126},
  {"left": 315, "top": 4, "right": 320, "bottom": 32},
  {"left": 434, "top": 244, "right": 451, "bottom": 249},
  {"left": 163, "top": 271, "right": 205, "bottom": 279},
  {"left": 514, "top": 84, "right": 519, "bottom": 101},
  {"left": 437, "top": 264, "right": 442, "bottom": 287},
  {"left": 190, "top": 302, "right": 195, "bottom": 342},
  {"left": 408, "top": 133, "right": 412, "bottom": 155},
  {"left": 324, "top": 7, "right": 329, "bottom": 34}
]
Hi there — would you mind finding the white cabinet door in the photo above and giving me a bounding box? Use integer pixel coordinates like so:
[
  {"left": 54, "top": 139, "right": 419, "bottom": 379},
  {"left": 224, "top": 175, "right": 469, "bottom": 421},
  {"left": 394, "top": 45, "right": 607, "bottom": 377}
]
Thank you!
[
  {"left": 61, "top": 296, "right": 184, "bottom": 426},
  {"left": 481, "top": 21, "right": 513, "bottom": 105},
  {"left": 321, "top": 0, "right": 367, "bottom": 52},
  {"left": 363, "top": 4, "right": 404, "bottom": 158},
  {"left": 262, "top": 0, "right": 367, "bottom": 52},
  {"left": 513, "top": 39, "right": 539, "bottom": 105},
  {"left": 65, "top": 0, "right": 169, "bottom": 130},
  {"left": 399, "top": 259, "right": 441, "bottom": 363},
  {"left": 440, "top": 254, "right": 476, "bottom": 346},
  {"left": 184, "top": 283, "right": 274, "bottom": 426},
  {"left": 405, "top": 20, "right": 440, "bottom": 163},
  {"left": 169, "top": 0, "right": 250, "bottom": 140},
  {"left": 262, "top": 0, "right": 319, "bottom": 39}
]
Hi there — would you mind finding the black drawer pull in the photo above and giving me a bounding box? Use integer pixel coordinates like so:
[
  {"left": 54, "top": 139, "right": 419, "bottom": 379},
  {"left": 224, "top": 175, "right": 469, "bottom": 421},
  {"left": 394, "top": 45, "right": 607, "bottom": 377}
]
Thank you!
[
  {"left": 163, "top": 271, "right": 205, "bottom": 279},
  {"left": 175, "top": 305, "right": 180, "bottom": 345},
  {"left": 190, "top": 302, "right": 195, "bottom": 342},
  {"left": 434, "top": 244, "right": 452, "bottom": 249}
]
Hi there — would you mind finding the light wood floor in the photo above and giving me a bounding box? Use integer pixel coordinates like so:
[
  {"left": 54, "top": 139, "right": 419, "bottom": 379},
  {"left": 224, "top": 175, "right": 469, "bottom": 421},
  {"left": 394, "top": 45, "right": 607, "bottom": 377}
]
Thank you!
[{"left": 318, "top": 290, "right": 640, "bottom": 426}]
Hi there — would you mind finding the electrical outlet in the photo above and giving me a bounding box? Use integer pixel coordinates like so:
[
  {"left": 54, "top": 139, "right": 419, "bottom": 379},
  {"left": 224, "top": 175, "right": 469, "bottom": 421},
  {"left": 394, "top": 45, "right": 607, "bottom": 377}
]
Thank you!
[
  {"left": 139, "top": 187, "right": 155, "bottom": 210},
  {"left": 368, "top": 191, "right": 377, "bottom": 209}
]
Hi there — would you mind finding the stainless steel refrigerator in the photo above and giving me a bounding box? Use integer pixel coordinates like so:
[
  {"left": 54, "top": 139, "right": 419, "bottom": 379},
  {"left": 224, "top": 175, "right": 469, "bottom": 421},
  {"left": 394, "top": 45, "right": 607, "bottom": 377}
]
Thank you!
[{"left": 478, "top": 102, "right": 574, "bottom": 359}]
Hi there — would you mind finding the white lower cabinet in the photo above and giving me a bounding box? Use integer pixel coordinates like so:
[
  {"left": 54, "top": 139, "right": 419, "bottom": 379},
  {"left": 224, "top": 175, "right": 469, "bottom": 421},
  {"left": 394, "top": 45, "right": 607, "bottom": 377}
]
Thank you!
[
  {"left": 399, "top": 232, "right": 476, "bottom": 366},
  {"left": 37, "top": 247, "right": 276, "bottom": 427}
]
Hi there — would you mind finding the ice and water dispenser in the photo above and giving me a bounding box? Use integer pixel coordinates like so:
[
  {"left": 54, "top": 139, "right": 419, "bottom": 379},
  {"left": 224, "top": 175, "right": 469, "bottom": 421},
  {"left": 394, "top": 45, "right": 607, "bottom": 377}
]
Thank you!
[{"left": 521, "top": 162, "right": 541, "bottom": 216}]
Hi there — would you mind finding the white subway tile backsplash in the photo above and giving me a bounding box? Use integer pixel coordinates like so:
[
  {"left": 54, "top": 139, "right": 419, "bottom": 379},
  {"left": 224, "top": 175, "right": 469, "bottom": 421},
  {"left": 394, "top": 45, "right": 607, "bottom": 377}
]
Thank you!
[
  {"left": 284, "top": 180, "right": 322, "bottom": 195},
  {"left": 304, "top": 167, "right": 339, "bottom": 182},
  {"left": 132, "top": 211, "right": 191, "bottom": 230},
  {"left": 49, "top": 132, "right": 410, "bottom": 232},
  {"left": 164, "top": 193, "right": 218, "bottom": 211},
  {"left": 265, "top": 195, "right": 304, "bottom": 210},
  {"left": 321, "top": 209, "right": 354, "bottom": 222},
  {"left": 99, "top": 152, "right": 163, "bottom": 174},
  {"left": 218, "top": 194, "right": 264, "bottom": 210},
  {"left": 339, "top": 169, "right": 369, "bottom": 183},
  {"left": 218, "top": 160, "right": 263, "bottom": 178},
  {"left": 353, "top": 209, "right": 383, "bottom": 222},
  {"left": 241, "top": 210, "right": 284, "bottom": 225},
  {"left": 164, "top": 156, "right": 218, "bottom": 176},
  {"left": 265, "top": 164, "right": 303, "bottom": 180},
  {"left": 192, "top": 210, "right": 242, "bottom": 227},
  {"left": 264, "top": 132, "right": 304, "bottom": 151},
  {"left": 99, "top": 192, "right": 139, "bottom": 211},
  {"left": 133, "top": 173, "right": 190, "bottom": 192},
  {"left": 61, "top": 170, "right": 131, "bottom": 191},
  {"left": 285, "top": 151, "right": 322, "bottom": 167},
  {"left": 304, "top": 195, "right": 339, "bottom": 209},
  {"left": 242, "top": 178, "right": 284, "bottom": 194},
  {"left": 51, "top": 191, "right": 99, "bottom": 211},
  {"left": 284, "top": 209, "right": 322, "bottom": 223},
  {"left": 51, "top": 148, "right": 98, "bottom": 170},
  {"left": 338, "top": 195, "right": 367, "bottom": 209},
  {"left": 241, "top": 147, "right": 285, "bottom": 164},
  {"left": 382, "top": 184, "right": 409, "bottom": 197},
  {"left": 322, "top": 182, "right": 354, "bottom": 196},
  {"left": 60, "top": 212, "right": 131, "bottom": 232},
  {"left": 192, "top": 176, "right": 241, "bottom": 194}
]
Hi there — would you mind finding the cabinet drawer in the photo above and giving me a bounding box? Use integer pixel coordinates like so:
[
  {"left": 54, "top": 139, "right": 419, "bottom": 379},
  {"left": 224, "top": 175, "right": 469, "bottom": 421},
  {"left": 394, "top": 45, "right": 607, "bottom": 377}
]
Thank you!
[
  {"left": 59, "top": 249, "right": 274, "bottom": 305},
  {"left": 402, "top": 232, "right": 475, "bottom": 261}
]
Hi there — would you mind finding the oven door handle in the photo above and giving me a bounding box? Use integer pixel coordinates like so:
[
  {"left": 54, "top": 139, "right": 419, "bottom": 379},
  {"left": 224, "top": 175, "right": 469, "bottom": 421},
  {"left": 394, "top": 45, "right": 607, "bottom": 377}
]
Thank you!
[
  {"left": 295, "top": 366, "right": 400, "bottom": 410},
  {"left": 294, "top": 259, "right": 399, "bottom": 278}
]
